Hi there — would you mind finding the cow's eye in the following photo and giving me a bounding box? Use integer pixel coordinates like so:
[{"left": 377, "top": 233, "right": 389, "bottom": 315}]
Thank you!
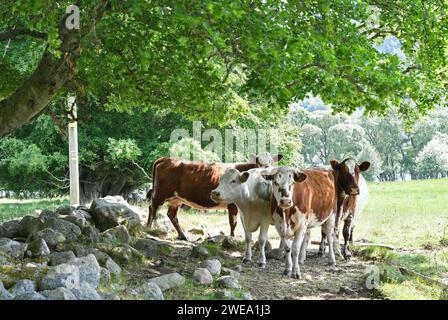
[{"left": 231, "top": 180, "right": 236, "bottom": 184}]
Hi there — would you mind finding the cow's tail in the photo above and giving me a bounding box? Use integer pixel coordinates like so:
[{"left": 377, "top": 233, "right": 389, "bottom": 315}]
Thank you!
[{"left": 147, "top": 157, "right": 166, "bottom": 227}]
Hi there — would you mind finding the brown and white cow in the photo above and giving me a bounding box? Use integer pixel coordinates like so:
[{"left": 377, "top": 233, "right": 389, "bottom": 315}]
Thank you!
[
  {"left": 262, "top": 167, "right": 337, "bottom": 279},
  {"left": 146, "top": 154, "right": 282, "bottom": 240},
  {"left": 317, "top": 158, "right": 370, "bottom": 260}
]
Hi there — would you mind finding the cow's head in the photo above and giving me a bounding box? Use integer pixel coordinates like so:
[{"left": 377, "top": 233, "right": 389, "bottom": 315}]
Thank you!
[
  {"left": 330, "top": 158, "right": 370, "bottom": 196},
  {"left": 249, "top": 153, "right": 283, "bottom": 168},
  {"left": 261, "top": 167, "right": 307, "bottom": 209},
  {"left": 211, "top": 168, "right": 250, "bottom": 204}
]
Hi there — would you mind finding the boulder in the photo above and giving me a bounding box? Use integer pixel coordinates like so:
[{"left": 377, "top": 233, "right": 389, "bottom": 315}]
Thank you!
[
  {"left": 102, "top": 225, "right": 130, "bottom": 245},
  {"left": 100, "top": 267, "right": 111, "bottom": 284},
  {"left": 242, "top": 292, "right": 253, "bottom": 300},
  {"left": 266, "top": 248, "right": 284, "bottom": 261},
  {"left": 89, "top": 196, "right": 140, "bottom": 232},
  {"left": 25, "top": 238, "right": 50, "bottom": 258},
  {"left": 215, "top": 289, "right": 236, "bottom": 300},
  {"left": 82, "top": 226, "right": 100, "bottom": 244},
  {"left": 43, "top": 218, "right": 81, "bottom": 241},
  {"left": 39, "top": 210, "right": 59, "bottom": 222},
  {"left": 49, "top": 251, "right": 76, "bottom": 266},
  {"left": 0, "top": 252, "right": 12, "bottom": 266},
  {"left": 253, "top": 240, "right": 272, "bottom": 252},
  {"left": 98, "top": 292, "right": 120, "bottom": 300},
  {"left": 41, "top": 287, "right": 77, "bottom": 300},
  {"left": 10, "top": 279, "right": 36, "bottom": 296},
  {"left": 105, "top": 257, "right": 122, "bottom": 277},
  {"left": 0, "top": 281, "right": 13, "bottom": 300},
  {"left": 0, "top": 219, "right": 20, "bottom": 239},
  {"left": 201, "top": 259, "right": 221, "bottom": 276},
  {"left": 216, "top": 276, "right": 241, "bottom": 289},
  {"left": 148, "top": 273, "right": 186, "bottom": 291},
  {"left": 30, "top": 228, "right": 66, "bottom": 248},
  {"left": 134, "top": 238, "right": 172, "bottom": 258},
  {"left": 192, "top": 268, "right": 213, "bottom": 286},
  {"left": 71, "top": 282, "right": 102, "bottom": 300},
  {"left": 221, "top": 267, "right": 240, "bottom": 280},
  {"left": 39, "top": 263, "right": 80, "bottom": 291},
  {"left": 221, "top": 236, "right": 239, "bottom": 250},
  {"left": 17, "top": 216, "right": 44, "bottom": 238},
  {"left": 152, "top": 216, "right": 175, "bottom": 235},
  {"left": 14, "top": 291, "right": 46, "bottom": 300},
  {"left": 0, "top": 238, "right": 27, "bottom": 259},
  {"left": 110, "top": 245, "right": 143, "bottom": 265},
  {"left": 191, "top": 246, "right": 209, "bottom": 258},
  {"left": 141, "top": 282, "right": 164, "bottom": 300},
  {"left": 61, "top": 215, "right": 88, "bottom": 229},
  {"left": 55, "top": 205, "right": 77, "bottom": 216},
  {"left": 68, "top": 254, "right": 101, "bottom": 289}
]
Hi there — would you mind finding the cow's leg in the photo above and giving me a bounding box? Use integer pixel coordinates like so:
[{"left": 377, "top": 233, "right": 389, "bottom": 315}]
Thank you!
[
  {"left": 274, "top": 222, "right": 286, "bottom": 251},
  {"left": 349, "top": 225, "right": 355, "bottom": 242},
  {"left": 299, "top": 230, "right": 310, "bottom": 265},
  {"left": 227, "top": 204, "right": 238, "bottom": 237},
  {"left": 147, "top": 195, "right": 163, "bottom": 228},
  {"left": 324, "top": 214, "right": 337, "bottom": 266},
  {"left": 332, "top": 218, "right": 343, "bottom": 259},
  {"left": 257, "top": 224, "right": 269, "bottom": 268},
  {"left": 342, "top": 214, "right": 354, "bottom": 261},
  {"left": 239, "top": 213, "right": 252, "bottom": 263},
  {"left": 283, "top": 241, "right": 292, "bottom": 277},
  {"left": 317, "top": 230, "right": 327, "bottom": 257},
  {"left": 167, "top": 203, "right": 189, "bottom": 241},
  {"left": 291, "top": 223, "right": 307, "bottom": 279}
]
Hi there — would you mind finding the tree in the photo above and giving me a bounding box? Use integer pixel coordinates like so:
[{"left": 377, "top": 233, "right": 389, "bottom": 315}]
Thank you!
[
  {"left": 1, "top": 1, "right": 447, "bottom": 137},
  {"left": 416, "top": 133, "right": 448, "bottom": 178}
]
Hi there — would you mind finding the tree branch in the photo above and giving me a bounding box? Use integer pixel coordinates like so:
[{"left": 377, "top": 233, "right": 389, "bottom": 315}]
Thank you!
[{"left": 0, "top": 27, "right": 48, "bottom": 42}]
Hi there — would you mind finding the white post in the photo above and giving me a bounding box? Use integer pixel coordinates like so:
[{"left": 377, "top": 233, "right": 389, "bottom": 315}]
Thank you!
[{"left": 67, "top": 96, "right": 80, "bottom": 206}]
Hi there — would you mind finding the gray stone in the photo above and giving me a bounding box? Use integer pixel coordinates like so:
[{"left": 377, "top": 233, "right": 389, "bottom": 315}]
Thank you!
[
  {"left": 17, "top": 216, "right": 44, "bottom": 238},
  {"left": 253, "top": 240, "right": 272, "bottom": 252},
  {"left": 82, "top": 226, "right": 100, "bottom": 244},
  {"left": 134, "top": 238, "right": 159, "bottom": 257},
  {"left": 266, "top": 248, "right": 284, "bottom": 261},
  {"left": 68, "top": 254, "right": 101, "bottom": 289},
  {"left": 193, "top": 268, "right": 213, "bottom": 285},
  {"left": 14, "top": 291, "right": 46, "bottom": 300},
  {"left": 221, "top": 267, "right": 241, "bottom": 280},
  {"left": 110, "top": 245, "right": 143, "bottom": 265},
  {"left": 30, "top": 228, "right": 66, "bottom": 248},
  {"left": 0, "top": 238, "right": 27, "bottom": 259},
  {"left": 231, "top": 265, "right": 242, "bottom": 272},
  {"left": 141, "top": 282, "right": 164, "bottom": 300},
  {"left": 71, "top": 282, "right": 102, "bottom": 300},
  {"left": 61, "top": 215, "right": 88, "bottom": 229},
  {"left": 191, "top": 246, "right": 209, "bottom": 258},
  {"left": 215, "top": 289, "right": 236, "bottom": 300},
  {"left": 89, "top": 196, "right": 140, "bottom": 232},
  {"left": 55, "top": 205, "right": 77, "bottom": 216},
  {"left": 25, "top": 238, "right": 50, "bottom": 258},
  {"left": 216, "top": 276, "right": 241, "bottom": 289},
  {"left": 339, "top": 286, "right": 356, "bottom": 295},
  {"left": 39, "top": 210, "right": 59, "bottom": 222},
  {"left": 39, "top": 263, "right": 80, "bottom": 291},
  {"left": 105, "top": 257, "right": 121, "bottom": 277},
  {"left": 152, "top": 216, "right": 174, "bottom": 235},
  {"left": 102, "top": 225, "right": 130, "bottom": 245},
  {"left": 100, "top": 267, "right": 111, "bottom": 284},
  {"left": 0, "top": 252, "right": 12, "bottom": 266},
  {"left": 148, "top": 273, "right": 186, "bottom": 291},
  {"left": 98, "top": 292, "right": 120, "bottom": 300},
  {"left": 0, "top": 281, "right": 13, "bottom": 300},
  {"left": 0, "top": 219, "right": 20, "bottom": 238},
  {"left": 41, "top": 287, "right": 77, "bottom": 300},
  {"left": 242, "top": 292, "right": 253, "bottom": 300},
  {"left": 10, "top": 279, "right": 36, "bottom": 296},
  {"left": 222, "top": 236, "right": 239, "bottom": 250},
  {"left": 207, "top": 234, "right": 225, "bottom": 244},
  {"left": 49, "top": 251, "right": 76, "bottom": 266},
  {"left": 201, "top": 259, "right": 221, "bottom": 276},
  {"left": 43, "top": 218, "right": 81, "bottom": 241}
]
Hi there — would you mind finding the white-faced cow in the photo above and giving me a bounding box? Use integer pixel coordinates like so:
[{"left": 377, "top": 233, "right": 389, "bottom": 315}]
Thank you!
[
  {"left": 210, "top": 168, "right": 281, "bottom": 268},
  {"left": 317, "top": 158, "right": 370, "bottom": 260},
  {"left": 146, "top": 154, "right": 282, "bottom": 240},
  {"left": 261, "top": 167, "right": 337, "bottom": 279}
]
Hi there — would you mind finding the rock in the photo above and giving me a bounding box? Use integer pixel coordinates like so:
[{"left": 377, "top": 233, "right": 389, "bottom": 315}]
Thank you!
[
  {"left": 110, "top": 245, "right": 143, "bottom": 265},
  {"left": 191, "top": 246, "right": 209, "bottom": 258},
  {"left": 266, "top": 248, "right": 284, "bottom": 261},
  {"left": 43, "top": 218, "right": 81, "bottom": 241},
  {"left": 0, "top": 219, "right": 20, "bottom": 238},
  {"left": 49, "top": 251, "right": 76, "bottom": 266},
  {"left": 152, "top": 216, "right": 174, "bottom": 235},
  {"left": 0, "top": 281, "right": 13, "bottom": 300},
  {"left": 40, "top": 263, "right": 80, "bottom": 291},
  {"left": 193, "top": 268, "right": 213, "bottom": 285},
  {"left": 221, "top": 236, "right": 239, "bottom": 250},
  {"left": 216, "top": 276, "right": 241, "bottom": 289},
  {"left": 41, "top": 287, "right": 77, "bottom": 300},
  {"left": 89, "top": 196, "right": 140, "bottom": 232},
  {"left": 25, "top": 238, "right": 50, "bottom": 258},
  {"left": 72, "top": 246, "right": 109, "bottom": 264},
  {"left": 215, "top": 289, "right": 236, "bottom": 300},
  {"left": 201, "top": 259, "right": 221, "bottom": 276},
  {"left": 188, "top": 227, "right": 205, "bottom": 235},
  {"left": 99, "top": 292, "right": 120, "bottom": 300},
  {"left": 134, "top": 238, "right": 159, "bottom": 257},
  {"left": 102, "top": 225, "right": 130, "bottom": 245},
  {"left": 17, "top": 216, "right": 44, "bottom": 238},
  {"left": 148, "top": 273, "right": 186, "bottom": 291},
  {"left": 68, "top": 254, "right": 101, "bottom": 289},
  {"left": 14, "top": 291, "right": 46, "bottom": 300},
  {"left": 231, "top": 265, "right": 242, "bottom": 272},
  {"left": 56, "top": 205, "right": 77, "bottom": 216},
  {"left": 0, "top": 252, "right": 12, "bottom": 266},
  {"left": 105, "top": 258, "right": 121, "bottom": 277},
  {"left": 242, "top": 292, "right": 253, "bottom": 300},
  {"left": 0, "top": 238, "right": 27, "bottom": 259},
  {"left": 39, "top": 210, "right": 60, "bottom": 222},
  {"left": 339, "top": 286, "right": 356, "bottom": 295},
  {"left": 71, "top": 282, "right": 102, "bottom": 300},
  {"left": 100, "top": 267, "right": 111, "bottom": 284},
  {"left": 61, "top": 215, "right": 88, "bottom": 229},
  {"left": 141, "top": 282, "right": 164, "bottom": 300},
  {"left": 30, "top": 228, "right": 66, "bottom": 248},
  {"left": 221, "top": 267, "right": 240, "bottom": 280},
  {"left": 10, "top": 279, "right": 36, "bottom": 296},
  {"left": 82, "top": 226, "right": 100, "bottom": 244},
  {"left": 253, "top": 240, "right": 272, "bottom": 252},
  {"left": 207, "top": 234, "right": 225, "bottom": 244}
]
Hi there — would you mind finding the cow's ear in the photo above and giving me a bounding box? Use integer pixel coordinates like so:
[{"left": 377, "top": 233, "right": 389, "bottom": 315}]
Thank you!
[
  {"left": 294, "top": 171, "right": 307, "bottom": 183},
  {"left": 240, "top": 172, "right": 250, "bottom": 183},
  {"left": 272, "top": 154, "right": 283, "bottom": 163},
  {"left": 262, "top": 174, "right": 273, "bottom": 181},
  {"left": 330, "top": 160, "right": 339, "bottom": 170},
  {"left": 359, "top": 161, "right": 371, "bottom": 172},
  {"left": 249, "top": 153, "right": 257, "bottom": 165}
]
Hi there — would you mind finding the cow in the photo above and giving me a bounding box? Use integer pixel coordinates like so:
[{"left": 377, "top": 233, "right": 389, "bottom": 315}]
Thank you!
[
  {"left": 146, "top": 154, "right": 283, "bottom": 240},
  {"left": 317, "top": 159, "right": 370, "bottom": 261},
  {"left": 261, "top": 166, "right": 337, "bottom": 279},
  {"left": 210, "top": 168, "right": 279, "bottom": 268}
]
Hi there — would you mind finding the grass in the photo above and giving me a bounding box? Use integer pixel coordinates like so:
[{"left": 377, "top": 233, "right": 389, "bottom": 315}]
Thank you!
[{"left": 0, "top": 197, "right": 69, "bottom": 222}]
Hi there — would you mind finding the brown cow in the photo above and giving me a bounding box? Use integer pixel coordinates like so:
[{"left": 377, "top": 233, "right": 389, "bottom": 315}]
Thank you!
[
  {"left": 147, "top": 154, "right": 282, "bottom": 240},
  {"left": 262, "top": 167, "right": 337, "bottom": 279}
]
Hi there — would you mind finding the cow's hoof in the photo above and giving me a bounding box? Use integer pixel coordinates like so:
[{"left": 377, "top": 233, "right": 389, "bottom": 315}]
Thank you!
[
  {"left": 283, "top": 269, "right": 291, "bottom": 277},
  {"left": 317, "top": 251, "right": 324, "bottom": 257},
  {"left": 257, "top": 262, "right": 266, "bottom": 268},
  {"left": 291, "top": 272, "right": 302, "bottom": 280},
  {"left": 242, "top": 257, "right": 252, "bottom": 264},
  {"left": 327, "top": 262, "right": 337, "bottom": 267}
]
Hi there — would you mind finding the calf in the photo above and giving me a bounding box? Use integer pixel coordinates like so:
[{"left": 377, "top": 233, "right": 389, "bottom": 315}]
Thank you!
[
  {"left": 262, "top": 167, "right": 337, "bottom": 279},
  {"left": 210, "top": 168, "right": 278, "bottom": 267},
  {"left": 147, "top": 154, "right": 282, "bottom": 240}
]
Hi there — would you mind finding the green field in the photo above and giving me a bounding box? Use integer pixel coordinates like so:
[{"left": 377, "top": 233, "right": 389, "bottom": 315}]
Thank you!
[{"left": 0, "top": 197, "right": 69, "bottom": 222}]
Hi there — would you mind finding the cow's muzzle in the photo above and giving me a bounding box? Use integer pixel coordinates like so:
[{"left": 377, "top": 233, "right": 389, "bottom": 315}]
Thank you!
[
  {"left": 210, "top": 190, "right": 222, "bottom": 203},
  {"left": 349, "top": 187, "right": 360, "bottom": 196},
  {"left": 279, "top": 198, "right": 292, "bottom": 209}
]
